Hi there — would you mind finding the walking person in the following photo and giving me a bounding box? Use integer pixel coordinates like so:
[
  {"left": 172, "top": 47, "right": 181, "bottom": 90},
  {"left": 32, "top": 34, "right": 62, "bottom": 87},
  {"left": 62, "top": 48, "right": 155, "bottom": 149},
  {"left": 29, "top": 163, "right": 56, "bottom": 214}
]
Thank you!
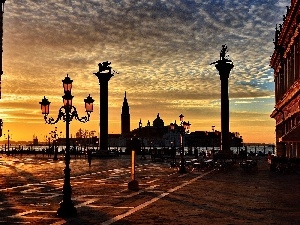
[{"left": 87, "top": 149, "right": 92, "bottom": 167}]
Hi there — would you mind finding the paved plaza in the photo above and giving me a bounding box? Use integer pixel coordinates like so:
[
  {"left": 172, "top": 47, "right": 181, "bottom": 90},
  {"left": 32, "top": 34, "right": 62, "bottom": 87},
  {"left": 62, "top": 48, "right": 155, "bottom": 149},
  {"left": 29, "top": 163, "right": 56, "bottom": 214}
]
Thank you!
[{"left": 0, "top": 154, "right": 299, "bottom": 224}]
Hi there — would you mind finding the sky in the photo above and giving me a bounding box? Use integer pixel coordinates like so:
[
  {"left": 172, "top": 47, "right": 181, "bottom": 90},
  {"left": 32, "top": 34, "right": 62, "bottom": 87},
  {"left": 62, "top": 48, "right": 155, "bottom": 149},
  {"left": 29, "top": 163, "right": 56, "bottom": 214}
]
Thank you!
[{"left": 1, "top": 0, "right": 290, "bottom": 144}]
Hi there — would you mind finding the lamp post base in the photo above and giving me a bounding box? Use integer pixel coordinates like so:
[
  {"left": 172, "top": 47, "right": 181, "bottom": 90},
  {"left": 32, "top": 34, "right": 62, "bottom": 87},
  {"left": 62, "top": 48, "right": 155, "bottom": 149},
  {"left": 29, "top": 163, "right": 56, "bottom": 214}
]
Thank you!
[
  {"left": 178, "top": 168, "right": 187, "bottom": 173},
  {"left": 128, "top": 180, "right": 139, "bottom": 191},
  {"left": 57, "top": 200, "right": 77, "bottom": 217},
  {"left": 178, "top": 163, "right": 187, "bottom": 173},
  {"left": 178, "top": 151, "right": 187, "bottom": 173},
  {"left": 53, "top": 148, "right": 58, "bottom": 160}
]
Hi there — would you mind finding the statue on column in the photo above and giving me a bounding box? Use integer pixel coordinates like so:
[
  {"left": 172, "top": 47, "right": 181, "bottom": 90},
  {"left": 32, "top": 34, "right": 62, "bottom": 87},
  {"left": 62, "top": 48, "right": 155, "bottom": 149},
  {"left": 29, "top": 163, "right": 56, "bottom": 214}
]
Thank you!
[
  {"left": 97, "top": 61, "right": 118, "bottom": 75},
  {"left": 220, "top": 44, "right": 228, "bottom": 60},
  {"left": 211, "top": 44, "right": 232, "bottom": 65},
  {"left": 98, "top": 61, "right": 112, "bottom": 73}
]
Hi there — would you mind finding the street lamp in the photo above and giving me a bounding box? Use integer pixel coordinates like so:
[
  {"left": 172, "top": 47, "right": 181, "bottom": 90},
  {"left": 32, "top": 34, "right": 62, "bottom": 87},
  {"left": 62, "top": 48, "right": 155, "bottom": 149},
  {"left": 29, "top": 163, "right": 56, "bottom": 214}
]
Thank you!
[
  {"left": 170, "top": 114, "right": 191, "bottom": 173},
  {"left": 205, "top": 131, "right": 208, "bottom": 150},
  {"left": 3, "top": 129, "right": 11, "bottom": 154},
  {"left": 211, "top": 125, "right": 215, "bottom": 150},
  {"left": 0, "top": 119, "right": 3, "bottom": 137},
  {"left": 39, "top": 74, "right": 94, "bottom": 217}
]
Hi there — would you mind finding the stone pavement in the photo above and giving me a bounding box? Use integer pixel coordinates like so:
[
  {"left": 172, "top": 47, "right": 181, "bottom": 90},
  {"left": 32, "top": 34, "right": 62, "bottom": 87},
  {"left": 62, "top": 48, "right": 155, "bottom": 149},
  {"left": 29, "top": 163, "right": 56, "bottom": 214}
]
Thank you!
[{"left": 0, "top": 154, "right": 299, "bottom": 224}]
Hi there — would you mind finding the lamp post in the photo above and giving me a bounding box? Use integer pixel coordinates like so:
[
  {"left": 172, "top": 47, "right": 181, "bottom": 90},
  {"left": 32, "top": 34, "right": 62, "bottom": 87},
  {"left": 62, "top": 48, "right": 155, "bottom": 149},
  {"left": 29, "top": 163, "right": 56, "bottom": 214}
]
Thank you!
[
  {"left": 205, "top": 131, "right": 208, "bottom": 150},
  {"left": 170, "top": 114, "right": 191, "bottom": 173},
  {"left": 0, "top": 119, "right": 3, "bottom": 138},
  {"left": 212, "top": 125, "right": 215, "bottom": 151},
  {"left": 39, "top": 74, "right": 94, "bottom": 217},
  {"left": 4, "top": 129, "right": 10, "bottom": 154}
]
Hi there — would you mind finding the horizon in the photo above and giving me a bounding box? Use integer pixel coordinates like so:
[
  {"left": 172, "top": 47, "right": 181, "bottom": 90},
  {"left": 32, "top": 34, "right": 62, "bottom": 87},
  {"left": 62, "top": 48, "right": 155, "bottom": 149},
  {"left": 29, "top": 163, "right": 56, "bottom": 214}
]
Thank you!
[
  {"left": 0, "top": 136, "right": 275, "bottom": 146},
  {"left": 0, "top": 0, "right": 290, "bottom": 143}
]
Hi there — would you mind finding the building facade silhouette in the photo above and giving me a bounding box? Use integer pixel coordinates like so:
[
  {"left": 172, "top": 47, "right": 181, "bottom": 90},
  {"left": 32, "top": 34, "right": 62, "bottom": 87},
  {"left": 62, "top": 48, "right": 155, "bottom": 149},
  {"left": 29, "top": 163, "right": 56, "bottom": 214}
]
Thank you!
[
  {"left": 270, "top": 0, "right": 300, "bottom": 158},
  {"left": 131, "top": 113, "right": 243, "bottom": 149}
]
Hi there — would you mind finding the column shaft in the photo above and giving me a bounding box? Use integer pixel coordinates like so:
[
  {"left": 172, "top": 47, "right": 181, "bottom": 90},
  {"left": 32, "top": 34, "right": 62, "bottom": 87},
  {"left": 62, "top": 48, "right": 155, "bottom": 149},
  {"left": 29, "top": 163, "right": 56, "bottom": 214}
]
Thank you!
[
  {"left": 220, "top": 76, "right": 230, "bottom": 152},
  {"left": 100, "top": 81, "right": 109, "bottom": 151}
]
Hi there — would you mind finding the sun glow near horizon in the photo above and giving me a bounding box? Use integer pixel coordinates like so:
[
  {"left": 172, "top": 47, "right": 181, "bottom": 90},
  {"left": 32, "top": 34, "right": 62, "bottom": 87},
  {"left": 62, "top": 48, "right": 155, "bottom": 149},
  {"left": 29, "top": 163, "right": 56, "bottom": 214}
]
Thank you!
[{"left": 0, "top": 0, "right": 286, "bottom": 144}]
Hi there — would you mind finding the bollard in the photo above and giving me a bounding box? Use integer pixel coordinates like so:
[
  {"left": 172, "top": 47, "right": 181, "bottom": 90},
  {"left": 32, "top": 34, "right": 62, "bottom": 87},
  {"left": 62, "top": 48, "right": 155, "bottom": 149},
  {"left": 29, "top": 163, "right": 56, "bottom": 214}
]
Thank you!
[
  {"left": 128, "top": 149, "right": 139, "bottom": 191},
  {"left": 131, "top": 150, "right": 135, "bottom": 180}
]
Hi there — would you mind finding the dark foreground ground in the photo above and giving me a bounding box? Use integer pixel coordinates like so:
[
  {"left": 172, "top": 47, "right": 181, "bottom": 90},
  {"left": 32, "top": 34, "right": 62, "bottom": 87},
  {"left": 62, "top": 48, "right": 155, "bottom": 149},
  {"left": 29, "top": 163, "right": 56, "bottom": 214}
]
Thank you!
[{"left": 0, "top": 154, "right": 299, "bottom": 225}]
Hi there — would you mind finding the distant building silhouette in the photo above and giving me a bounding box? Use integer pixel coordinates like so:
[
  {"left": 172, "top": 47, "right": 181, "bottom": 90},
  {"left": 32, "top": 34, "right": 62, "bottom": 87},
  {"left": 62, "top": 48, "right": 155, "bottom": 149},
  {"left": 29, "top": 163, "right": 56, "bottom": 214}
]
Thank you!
[
  {"left": 153, "top": 113, "right": 164, "bottom": 128},
  {"left": 58, "top": 93, "right": 243, "bottom": 150},
  {"left": 130, "top": 113, "right": 242, "bottom": 149},
  {"left": 131, "top": 113, "right": 168, "bottom": 147},
  {"left": 121, "top": 91, "right": 130, "bottom": 134},
  {"left": 270, "top": 1, "right": 300, "bottom": 158}
]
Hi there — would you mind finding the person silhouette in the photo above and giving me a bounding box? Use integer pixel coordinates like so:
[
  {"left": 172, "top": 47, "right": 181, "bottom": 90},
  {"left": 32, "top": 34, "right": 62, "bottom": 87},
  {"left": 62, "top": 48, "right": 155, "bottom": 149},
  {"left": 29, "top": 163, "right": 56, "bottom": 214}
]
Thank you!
[{"left": 87, "top": 149, "right": 92, "bottom": 166}]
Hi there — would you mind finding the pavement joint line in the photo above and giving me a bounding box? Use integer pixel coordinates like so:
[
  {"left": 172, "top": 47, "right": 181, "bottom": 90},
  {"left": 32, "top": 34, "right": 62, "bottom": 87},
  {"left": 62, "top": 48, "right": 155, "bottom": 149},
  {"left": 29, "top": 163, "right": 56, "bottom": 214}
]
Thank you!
[
  {"left": 118, "top": 188, "right": 130, "bottom": 193},
  {"left": 146, "top": 179, "right": 160, "bottom": 184},
  {"left": 14, "top": 216, "right": 58, "bottom": 220},
  {"left": 146, "top": 190, "right": 164, "bottom": 193},
  {"left": 101, "top": 170, "right": 214, "bottom": 225},
  {"left": 145, "top": 185, "right": 160, "bottom": 190},
  {"left": 44, "top": 194, "right": 60, "bottom": 199},
  {"left": 74, "top": 194, "right": 108, "bottom": 199},
  {"left": 8, "top": 210, "right": 39, "bottom": 218},
  {"left": 21, "top": 191, "right": 59, "bottom": 196},
  {"left": 20, "top": 186, "right": 43, "bottom": 193},
  {"left": 75, "top": 198, "right": 99, "bottom": 208},
  {"left": 178, "top": 173, "right": 188, "bottom": 178},
  {"left": 87, "top": 205, "right": 135, "bottom": 209},
  {"left": 51, "top": 220, "right": 65, "bottom": 225}
]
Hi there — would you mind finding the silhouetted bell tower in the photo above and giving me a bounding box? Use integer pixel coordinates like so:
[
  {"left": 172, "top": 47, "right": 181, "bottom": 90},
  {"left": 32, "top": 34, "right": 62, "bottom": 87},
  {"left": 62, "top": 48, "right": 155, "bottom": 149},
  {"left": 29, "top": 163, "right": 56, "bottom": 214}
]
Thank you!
[{"left": 121, "top": 91, "right": 130, "bottom": 134}]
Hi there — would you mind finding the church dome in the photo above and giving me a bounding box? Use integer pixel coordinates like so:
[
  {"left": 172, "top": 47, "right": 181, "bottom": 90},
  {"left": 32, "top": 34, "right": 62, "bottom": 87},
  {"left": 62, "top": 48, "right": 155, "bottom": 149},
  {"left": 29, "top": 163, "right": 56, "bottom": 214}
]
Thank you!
[{"left": 153, "top": 113, "right": 164, "bottom": 128}]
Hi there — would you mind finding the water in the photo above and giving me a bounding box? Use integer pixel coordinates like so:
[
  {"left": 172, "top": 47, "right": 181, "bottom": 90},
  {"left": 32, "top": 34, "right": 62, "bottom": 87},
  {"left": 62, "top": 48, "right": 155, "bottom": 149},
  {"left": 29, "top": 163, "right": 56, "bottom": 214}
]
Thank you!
[{"left": 0, "top": 145, "right": 274, "bottom": 155}]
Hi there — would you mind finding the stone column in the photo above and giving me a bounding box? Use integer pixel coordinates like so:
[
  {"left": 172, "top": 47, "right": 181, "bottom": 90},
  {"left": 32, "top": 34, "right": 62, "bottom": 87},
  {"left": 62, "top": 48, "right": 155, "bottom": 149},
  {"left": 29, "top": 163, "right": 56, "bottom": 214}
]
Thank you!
[
  {"left": 93, "top": 62, "right": 114, "bottom": 151},
  {"left": 211, "top": 45, "right": 234, "bottom": 153}
]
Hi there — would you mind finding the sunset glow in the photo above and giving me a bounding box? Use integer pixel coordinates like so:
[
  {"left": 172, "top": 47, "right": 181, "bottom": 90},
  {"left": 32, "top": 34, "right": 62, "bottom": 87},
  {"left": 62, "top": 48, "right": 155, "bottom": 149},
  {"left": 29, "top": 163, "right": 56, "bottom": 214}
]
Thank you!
[{"left": 1, "top": 0, "right": 289, "bottom": 143}]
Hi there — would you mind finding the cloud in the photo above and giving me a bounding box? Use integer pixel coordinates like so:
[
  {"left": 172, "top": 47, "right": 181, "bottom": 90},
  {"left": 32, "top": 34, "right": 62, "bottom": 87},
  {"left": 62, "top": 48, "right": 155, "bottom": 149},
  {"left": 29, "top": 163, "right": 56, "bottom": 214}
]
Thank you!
[{"left": 1, "top": 0, "right": 290, "bottom": 142}]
